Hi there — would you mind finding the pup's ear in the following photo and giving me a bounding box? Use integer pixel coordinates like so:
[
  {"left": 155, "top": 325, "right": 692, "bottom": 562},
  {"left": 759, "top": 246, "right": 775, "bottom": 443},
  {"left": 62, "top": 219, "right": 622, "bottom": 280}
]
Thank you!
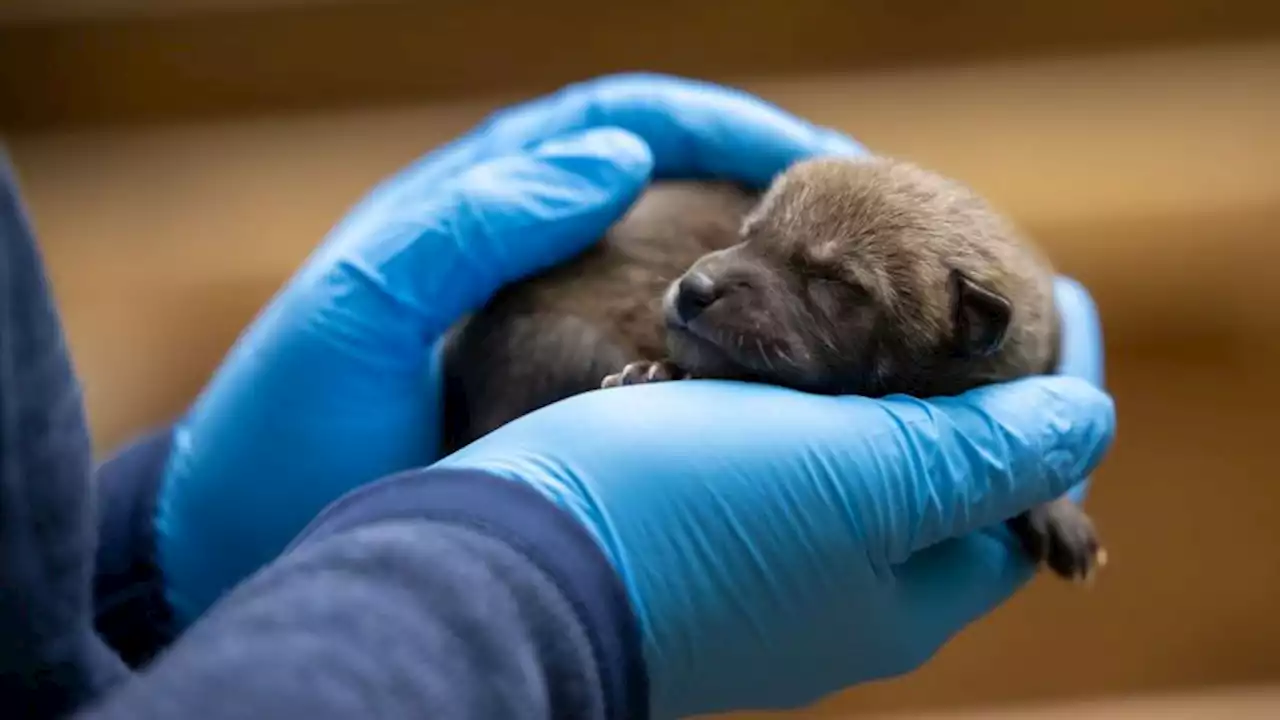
[{"left": 951, "top": 269, "right": 1012, "bottom": 358}]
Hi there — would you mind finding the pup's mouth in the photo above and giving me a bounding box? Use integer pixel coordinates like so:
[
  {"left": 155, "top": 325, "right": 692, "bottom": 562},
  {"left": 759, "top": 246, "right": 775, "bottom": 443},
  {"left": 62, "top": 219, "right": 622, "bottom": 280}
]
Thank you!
[{"left": 660, "top": 281, "right": 750, "bottom": 378}]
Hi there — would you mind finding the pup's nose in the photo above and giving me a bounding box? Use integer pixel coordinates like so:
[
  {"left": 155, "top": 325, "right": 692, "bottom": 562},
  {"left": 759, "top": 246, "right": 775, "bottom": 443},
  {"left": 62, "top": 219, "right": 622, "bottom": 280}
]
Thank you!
[{"left": 675, "top": 271, "right": 719, "bottom": 322}]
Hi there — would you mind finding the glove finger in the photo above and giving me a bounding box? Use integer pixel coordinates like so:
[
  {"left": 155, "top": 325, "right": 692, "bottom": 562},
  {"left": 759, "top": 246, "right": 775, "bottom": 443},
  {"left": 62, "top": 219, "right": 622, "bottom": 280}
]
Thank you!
[
  {"left": 319, "top": 125, "right": 655, "bottom": 353},
  {"left": 459, "top": 73, "right": 866, "bottom": 185},
  {"left": 360, "top": 72, "right": 864, "bottom": 213},
  {"left": 874, "top": 375, "right": 1115, "bottom": 563},
  {"left": 1054, "top": 276, "right": 1106, "bottom": 388},
  {"left": 1052, "top": 276, "right": 1107, "bottom": 503}
]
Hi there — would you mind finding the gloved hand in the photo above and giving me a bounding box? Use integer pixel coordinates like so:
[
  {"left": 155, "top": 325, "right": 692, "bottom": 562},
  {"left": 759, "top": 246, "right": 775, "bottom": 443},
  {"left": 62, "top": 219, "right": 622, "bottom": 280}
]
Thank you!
[
  {"left": 157, "top": 73, "right": 867, "bottom": 623},
  {"left": 434, "top": 279, "right": 1113, "bottom": 718}
]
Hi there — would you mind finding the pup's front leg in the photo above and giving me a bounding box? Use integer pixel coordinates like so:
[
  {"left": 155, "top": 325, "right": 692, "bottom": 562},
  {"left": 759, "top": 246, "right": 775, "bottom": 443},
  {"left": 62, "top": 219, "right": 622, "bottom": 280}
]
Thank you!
[{"left": 601, "top": 359, "right": 688, "bottom": 388}]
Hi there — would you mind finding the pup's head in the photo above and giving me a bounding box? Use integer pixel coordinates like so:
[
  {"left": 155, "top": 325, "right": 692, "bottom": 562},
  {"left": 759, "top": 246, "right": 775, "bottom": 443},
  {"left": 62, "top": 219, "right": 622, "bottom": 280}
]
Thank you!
[{"left": 661, "top": 156, "right": 1056, "bottom": 397}]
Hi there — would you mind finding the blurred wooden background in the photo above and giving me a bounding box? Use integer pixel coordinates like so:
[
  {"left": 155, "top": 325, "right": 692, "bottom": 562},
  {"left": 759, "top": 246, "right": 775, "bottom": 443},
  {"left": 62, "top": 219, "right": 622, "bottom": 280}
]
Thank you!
[{"left": 3, "top": 1, "right": 1280, "bottom": 717}]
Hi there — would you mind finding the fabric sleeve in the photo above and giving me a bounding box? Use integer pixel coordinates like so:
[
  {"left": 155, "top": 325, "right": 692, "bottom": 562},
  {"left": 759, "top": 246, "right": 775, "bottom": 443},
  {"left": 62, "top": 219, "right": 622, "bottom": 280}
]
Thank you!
[
  {"left": 92, "top": 427, "right": 178, "bottom": 668},
  {"left": 78, "top": 467, "right": 649, "bottom": 720},
  {"left": 0, "top": 144, "right": 131, "bottom": 718}
]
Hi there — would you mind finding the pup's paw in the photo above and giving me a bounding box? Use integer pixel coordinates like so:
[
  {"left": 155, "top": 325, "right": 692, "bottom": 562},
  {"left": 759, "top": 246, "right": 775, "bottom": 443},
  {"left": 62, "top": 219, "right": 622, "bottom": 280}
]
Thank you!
[
  {"left": 1008, "top": 498, "right": 1107, "bottom": 585},
  {"left": 601, "top": 360, "right": 684, "bottom": 388}
]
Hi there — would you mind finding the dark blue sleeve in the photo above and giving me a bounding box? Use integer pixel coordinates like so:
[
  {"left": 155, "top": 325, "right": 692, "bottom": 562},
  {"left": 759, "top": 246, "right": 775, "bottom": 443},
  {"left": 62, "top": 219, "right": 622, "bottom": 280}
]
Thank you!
[
  {"left": 0, "top": 145, "right": 130, "bottom": 718},
  {"left": 92, "top": 427, "right": 178, "bottom": 669},
  {"left": 79, "top": 466, "right": 649, "bottom": 720}
]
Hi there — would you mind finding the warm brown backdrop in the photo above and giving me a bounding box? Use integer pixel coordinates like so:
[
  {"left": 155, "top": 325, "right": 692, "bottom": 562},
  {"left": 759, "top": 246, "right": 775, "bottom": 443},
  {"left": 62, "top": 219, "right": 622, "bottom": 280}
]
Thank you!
[
  {"left": 3, "top": 2, "right": 1280, "bottom": 717},
  {"left": 4, "top": 0, "right": 1280, "bottom": 131}
]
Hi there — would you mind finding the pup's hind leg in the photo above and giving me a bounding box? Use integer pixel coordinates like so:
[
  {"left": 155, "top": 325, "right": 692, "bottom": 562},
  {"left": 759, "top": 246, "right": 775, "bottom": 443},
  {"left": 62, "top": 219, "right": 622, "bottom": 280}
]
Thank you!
[{"left": 1007, "top": 497, "right": 1107, "bottom": 584}]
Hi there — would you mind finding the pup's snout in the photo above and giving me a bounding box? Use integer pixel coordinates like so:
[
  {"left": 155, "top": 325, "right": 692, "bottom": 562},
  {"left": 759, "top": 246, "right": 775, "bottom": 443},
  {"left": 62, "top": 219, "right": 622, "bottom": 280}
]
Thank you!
[{"left": 674, "top": 271, "right": 720, "bottom": 322}]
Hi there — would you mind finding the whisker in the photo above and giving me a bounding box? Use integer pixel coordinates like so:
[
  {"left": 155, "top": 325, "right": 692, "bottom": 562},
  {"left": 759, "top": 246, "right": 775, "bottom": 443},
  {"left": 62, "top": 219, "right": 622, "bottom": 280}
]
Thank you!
[
  {"left": 755, "top": 339, "right": 778, "bottom": 373},
  {"left": 775, "top": 343, "right": 797, "bottom": 366}
]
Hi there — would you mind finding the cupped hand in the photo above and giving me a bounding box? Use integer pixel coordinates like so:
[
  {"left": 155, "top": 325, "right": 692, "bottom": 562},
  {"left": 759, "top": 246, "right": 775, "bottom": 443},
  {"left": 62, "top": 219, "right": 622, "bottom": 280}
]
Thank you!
[
  {"left": 156, "top": 74, "right": 866, "bottom": 623},
  {"left": 433, "top": 277, "right": 1113, "bottom": 718}
]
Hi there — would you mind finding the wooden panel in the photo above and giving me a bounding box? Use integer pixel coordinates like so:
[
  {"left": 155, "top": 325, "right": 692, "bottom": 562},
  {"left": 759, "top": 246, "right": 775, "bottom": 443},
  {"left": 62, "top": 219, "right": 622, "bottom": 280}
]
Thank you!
[
  {"left": 2, "top": 0, "right": 1279, "bottom": 130},
  {"left": 0, "top": 0, "right": 352, "bottom": 24},
  {"left": 866, "top": 686, "right": 1280, "bottom": 719},
  {"left": 5, "top": 42, "right": 1279, "bottom": 716}
]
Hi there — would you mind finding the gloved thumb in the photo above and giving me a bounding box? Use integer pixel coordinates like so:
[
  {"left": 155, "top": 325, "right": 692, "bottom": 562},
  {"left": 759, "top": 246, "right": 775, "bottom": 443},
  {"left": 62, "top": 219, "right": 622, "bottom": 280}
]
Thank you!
[
  {"left": 880, "top": 375, "right": 1115, "bottom": 563},
  {"left": 348, "top": 125, "right": 657, "bottom": 344}
]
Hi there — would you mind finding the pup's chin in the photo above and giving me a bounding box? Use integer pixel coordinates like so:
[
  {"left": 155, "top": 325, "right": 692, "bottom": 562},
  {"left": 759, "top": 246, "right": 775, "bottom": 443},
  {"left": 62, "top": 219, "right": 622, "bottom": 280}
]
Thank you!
[
  {"left": 663, "top": 326, "right": 753, "bottom": 380},
  {"left": 662, "top": 311, "right": 829, "bottom": 392}
]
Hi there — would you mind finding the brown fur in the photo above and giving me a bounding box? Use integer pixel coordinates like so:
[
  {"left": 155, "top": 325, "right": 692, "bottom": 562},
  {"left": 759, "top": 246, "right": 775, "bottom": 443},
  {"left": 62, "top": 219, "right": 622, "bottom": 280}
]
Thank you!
[{"left": 440, "top": 155, "right": 1104, "bottom": 582}]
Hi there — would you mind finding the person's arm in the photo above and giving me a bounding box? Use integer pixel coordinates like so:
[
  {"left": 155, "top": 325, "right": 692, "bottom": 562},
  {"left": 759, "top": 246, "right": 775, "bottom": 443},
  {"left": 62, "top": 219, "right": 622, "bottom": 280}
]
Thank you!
[
  {"left": 80, "top": 466, "right": 646, "bottom": 720},
  {"left": 0, "top": 147, "right": 131, "bottom": 719}
]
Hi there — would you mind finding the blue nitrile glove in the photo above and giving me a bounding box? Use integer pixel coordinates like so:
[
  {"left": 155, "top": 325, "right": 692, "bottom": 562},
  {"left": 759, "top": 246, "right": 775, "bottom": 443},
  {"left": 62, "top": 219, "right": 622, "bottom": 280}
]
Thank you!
[
  {"left": 156, "top": 73, "right": 868, "bottom": 624},
  {"left": 434, "top": 278, "right": 1113, "bottom": 718}
]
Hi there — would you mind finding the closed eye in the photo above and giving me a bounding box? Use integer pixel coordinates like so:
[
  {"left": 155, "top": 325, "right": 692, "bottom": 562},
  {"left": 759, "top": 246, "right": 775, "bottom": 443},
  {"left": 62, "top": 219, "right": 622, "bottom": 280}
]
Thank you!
[
  {"left": 788, "top": 254, "right": 871, "bottom": 305},
  {"left": 809, "top": 275, "right": 868, "bottom": 300},
  {"left": 803, "top": 277, "right": 871, "bottom": 320}
]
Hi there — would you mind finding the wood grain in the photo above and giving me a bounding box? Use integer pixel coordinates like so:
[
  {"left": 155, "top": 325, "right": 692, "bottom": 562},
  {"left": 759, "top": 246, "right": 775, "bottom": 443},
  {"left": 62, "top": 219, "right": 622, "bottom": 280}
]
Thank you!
[{"left": 864, "top": 685, "right": 1280, "bottom": 719}]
